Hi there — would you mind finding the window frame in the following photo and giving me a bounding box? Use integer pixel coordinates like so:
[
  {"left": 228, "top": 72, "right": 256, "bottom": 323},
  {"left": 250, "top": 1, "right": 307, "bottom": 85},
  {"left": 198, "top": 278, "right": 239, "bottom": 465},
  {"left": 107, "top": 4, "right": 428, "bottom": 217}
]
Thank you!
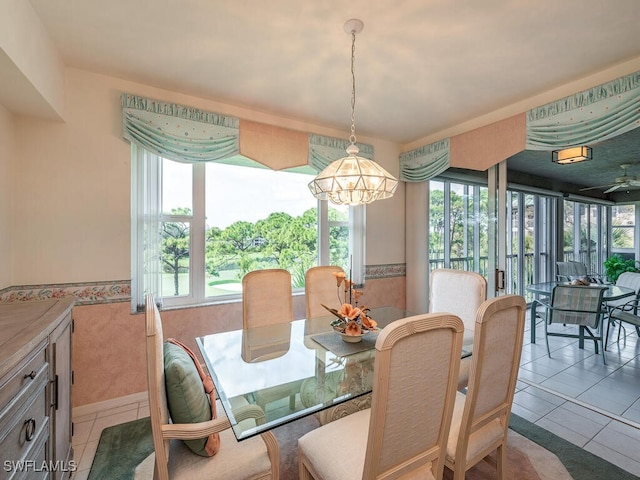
[{"left": 134, "top": 149, "right": 365, "bottom": 310}]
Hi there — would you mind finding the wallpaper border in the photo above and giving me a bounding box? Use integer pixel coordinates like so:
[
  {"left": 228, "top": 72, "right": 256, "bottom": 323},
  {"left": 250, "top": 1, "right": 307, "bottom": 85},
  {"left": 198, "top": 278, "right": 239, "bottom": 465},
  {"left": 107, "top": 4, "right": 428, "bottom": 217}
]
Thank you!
[{"left": 0, "top": 264, "right": 405, "bottom": 305}]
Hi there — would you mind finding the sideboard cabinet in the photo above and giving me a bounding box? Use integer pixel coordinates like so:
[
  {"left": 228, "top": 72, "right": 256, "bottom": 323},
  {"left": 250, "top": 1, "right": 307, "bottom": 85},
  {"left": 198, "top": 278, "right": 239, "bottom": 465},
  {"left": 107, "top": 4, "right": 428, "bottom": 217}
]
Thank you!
[{"left": 0, "top": 298, "right": 74, "bottom": 480}]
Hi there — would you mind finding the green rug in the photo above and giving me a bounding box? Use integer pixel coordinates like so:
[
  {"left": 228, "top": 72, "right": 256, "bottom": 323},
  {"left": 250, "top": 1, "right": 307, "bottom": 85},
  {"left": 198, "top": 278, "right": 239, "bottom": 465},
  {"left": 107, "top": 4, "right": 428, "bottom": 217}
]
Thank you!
[
  {"left": 509, "top": 414, "right": 639, "bottom": 480},
  {"left": 89, "top": 414, "right": 639, "bottom": 480},
  {"left": 88, "top": 417, "right": 154, "bottom": 480}
]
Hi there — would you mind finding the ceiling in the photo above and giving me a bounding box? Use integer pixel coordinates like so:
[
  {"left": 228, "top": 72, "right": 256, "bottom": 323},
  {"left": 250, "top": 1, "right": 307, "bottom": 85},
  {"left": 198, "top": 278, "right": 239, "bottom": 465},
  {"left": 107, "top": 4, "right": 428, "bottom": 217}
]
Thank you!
[{"left": 15, "top": 1, "right": 640, "bottom": 197}]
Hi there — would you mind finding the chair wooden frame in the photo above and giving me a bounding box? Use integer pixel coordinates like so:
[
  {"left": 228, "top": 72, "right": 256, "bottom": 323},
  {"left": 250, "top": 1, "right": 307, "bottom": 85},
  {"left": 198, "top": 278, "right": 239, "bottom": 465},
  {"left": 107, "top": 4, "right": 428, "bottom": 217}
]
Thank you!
[
  {"left": 445, "top": 295, "right": 526, "bottom": 480},
  {"left": 145, "top": 294, "right": 280, "bottom": 480}
]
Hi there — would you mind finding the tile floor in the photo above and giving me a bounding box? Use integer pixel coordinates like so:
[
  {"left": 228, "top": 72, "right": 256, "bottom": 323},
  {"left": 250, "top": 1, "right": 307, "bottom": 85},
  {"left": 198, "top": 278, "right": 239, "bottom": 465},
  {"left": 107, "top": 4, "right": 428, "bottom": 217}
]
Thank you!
[{"left": 70, "top": 312, "right": 640, "bottom": 479}]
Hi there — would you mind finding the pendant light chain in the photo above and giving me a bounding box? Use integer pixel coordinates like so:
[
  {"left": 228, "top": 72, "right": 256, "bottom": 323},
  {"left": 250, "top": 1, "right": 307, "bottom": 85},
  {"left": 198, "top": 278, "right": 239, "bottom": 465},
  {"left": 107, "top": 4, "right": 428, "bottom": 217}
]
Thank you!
[{"left": 350, "top": 29, "right": 357, "bottom": 146}]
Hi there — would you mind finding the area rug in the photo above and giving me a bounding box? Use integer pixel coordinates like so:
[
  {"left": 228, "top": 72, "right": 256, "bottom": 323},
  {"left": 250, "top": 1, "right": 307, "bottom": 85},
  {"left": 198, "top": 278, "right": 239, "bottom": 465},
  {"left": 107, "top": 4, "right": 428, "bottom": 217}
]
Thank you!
[
  {"left": 89, "top": 413, "right": 639, "bottom": 480},
  {"left": 88, "top": 417, "right": 154, "bottom": 480}
]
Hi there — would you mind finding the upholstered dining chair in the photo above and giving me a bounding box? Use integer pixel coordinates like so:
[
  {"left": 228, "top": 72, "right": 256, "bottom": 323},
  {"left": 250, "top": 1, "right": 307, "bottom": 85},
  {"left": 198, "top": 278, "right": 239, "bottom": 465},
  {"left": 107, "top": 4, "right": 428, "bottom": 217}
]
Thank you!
[
  {"left": 242, "top": 269, "right": 299, "bottom": 410},
  {"left": 444, "top": 294, "right": 526, "bottom": 480},
  {"left": 429, "top": 268, "right": 487, "bottom": 390},
  {"left": 243, "top": 269, "right": 293, "bottom": 329},
  {"left": 144, "top": 294, "right": 280, "bottom": 480},
  {"left": 305, "top": 265, "right": 345, "bottom": 319},
  {"left": 298, "top": 312, "right": 464, "bottom": 480},
  {"left": 531, "top": 284, "right": 607, "bottom": 363}
]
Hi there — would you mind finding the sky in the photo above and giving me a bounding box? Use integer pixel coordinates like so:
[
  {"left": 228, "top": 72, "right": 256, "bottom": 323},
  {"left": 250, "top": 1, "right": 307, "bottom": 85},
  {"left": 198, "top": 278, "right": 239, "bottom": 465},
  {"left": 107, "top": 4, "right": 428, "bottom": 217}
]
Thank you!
[{"left": 162, "top": 160, "right": 319, "bottom": 229}]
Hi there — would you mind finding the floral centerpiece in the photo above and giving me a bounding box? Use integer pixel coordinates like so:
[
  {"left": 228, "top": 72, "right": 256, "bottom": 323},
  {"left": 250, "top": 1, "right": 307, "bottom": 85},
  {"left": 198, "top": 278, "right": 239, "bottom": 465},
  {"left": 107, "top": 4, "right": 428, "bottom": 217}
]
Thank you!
[{"left": 322, "top": 270, "right": 378, "bottom": 341}]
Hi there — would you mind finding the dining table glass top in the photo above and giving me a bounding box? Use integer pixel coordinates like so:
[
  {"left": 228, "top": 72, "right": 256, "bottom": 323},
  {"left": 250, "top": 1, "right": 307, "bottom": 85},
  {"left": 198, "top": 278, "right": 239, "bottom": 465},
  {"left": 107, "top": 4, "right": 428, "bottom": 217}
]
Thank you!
[{"left": 196, "top": 306, "right": 474, "bottom": 440}]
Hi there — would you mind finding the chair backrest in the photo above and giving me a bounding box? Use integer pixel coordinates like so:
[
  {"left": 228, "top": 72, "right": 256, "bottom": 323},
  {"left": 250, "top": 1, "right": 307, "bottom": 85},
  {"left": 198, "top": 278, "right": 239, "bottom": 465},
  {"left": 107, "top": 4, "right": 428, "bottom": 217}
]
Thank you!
[
  {"left": 609, "top": 272, "right": 640, "bottom": 308},
  {"left": 615, "top": 272, "right": 640, "bottom": 293},
  {"left": 305, "top": 265, "right": 345, "bottom": 319},
  {"left": 362, "top": 312, "right": 464, "bottom": 479},
  {"left": 145, "top": 294, "right": 172, "bottom": 479},
  {"left": 550, "top": 285, "right": 605, "bottom": 328},
  {"left": 455, "top": 295, "right": 526, "bottom": 461},
  {"left": 556, "top": 261, "right": 588, "bottom": 281},
  {"left": 429, "top": 268, "right": 487, "bottom": 332},
  {"left": 242, "top": 269, "right": 293, "bottom": 329}
]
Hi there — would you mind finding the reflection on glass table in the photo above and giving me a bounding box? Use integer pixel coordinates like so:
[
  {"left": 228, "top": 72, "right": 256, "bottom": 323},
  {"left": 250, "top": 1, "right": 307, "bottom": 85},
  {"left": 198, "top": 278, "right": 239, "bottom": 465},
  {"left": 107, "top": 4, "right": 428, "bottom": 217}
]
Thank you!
[{"left": 196, "top": 306, "right": 473, "bottom": 441}]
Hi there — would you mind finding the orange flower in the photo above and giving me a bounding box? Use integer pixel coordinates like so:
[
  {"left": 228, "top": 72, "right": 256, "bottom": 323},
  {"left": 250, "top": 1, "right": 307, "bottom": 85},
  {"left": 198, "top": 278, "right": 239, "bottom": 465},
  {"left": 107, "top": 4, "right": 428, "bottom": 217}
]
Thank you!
[
  {"left": 338, "top": 303, "right": 361, "bottom": 320},
  {"left": 361, "top": 314, "right": 377, "bottom": 330},
  {"left": 344, "top": 320, "right": 362, "bottom": 336},
  {"left": 333, "top": 271, "right": 347, "bottom": 287},
  {"left": 353, "top": 289, "right": 363, "bottom": 301}
]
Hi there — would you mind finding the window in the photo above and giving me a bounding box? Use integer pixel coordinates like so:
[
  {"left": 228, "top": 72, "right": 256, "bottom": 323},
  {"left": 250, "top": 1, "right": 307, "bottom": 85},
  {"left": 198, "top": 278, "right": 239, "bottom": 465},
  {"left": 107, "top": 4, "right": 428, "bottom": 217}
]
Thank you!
[
  {"left": 612, "top": 204, "right": 635, "bottom": 252},
  {"left": 133, "top": 148, "right": 362, "bottom": 309}
]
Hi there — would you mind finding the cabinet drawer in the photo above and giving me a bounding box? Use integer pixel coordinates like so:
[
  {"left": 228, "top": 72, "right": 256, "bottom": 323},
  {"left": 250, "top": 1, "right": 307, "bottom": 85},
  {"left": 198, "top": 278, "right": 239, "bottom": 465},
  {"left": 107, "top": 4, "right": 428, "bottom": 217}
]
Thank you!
[
  {"left": 4, "top": 419, "right": 49, "bottom": 480},
  {"left": 0, "top": 377, "right": 49, "bottom": 480},
  {"left": 0, "top": 342, "right": 47, "bottom": 411}
]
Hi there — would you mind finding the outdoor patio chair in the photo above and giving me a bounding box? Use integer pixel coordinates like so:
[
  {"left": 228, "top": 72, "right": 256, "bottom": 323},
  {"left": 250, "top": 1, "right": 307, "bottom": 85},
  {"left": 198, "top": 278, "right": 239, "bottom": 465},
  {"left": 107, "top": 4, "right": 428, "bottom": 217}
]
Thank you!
[
  {"left": 604, "top": 271, "right": 640, "bottom": 349},
  {"left": 556, "top": 261, "right": 604, "bottom": 284},
  {"left": 531, "top": 285, "right": 607, "bottom": 363}
]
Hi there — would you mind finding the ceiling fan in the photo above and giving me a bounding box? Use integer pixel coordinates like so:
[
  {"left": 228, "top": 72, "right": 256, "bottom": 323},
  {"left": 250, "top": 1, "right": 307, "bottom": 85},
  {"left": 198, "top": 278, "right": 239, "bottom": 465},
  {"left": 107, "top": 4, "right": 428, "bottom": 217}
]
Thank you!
[{"left": 580, "top": 164, "right": 640, "bottom": 194}]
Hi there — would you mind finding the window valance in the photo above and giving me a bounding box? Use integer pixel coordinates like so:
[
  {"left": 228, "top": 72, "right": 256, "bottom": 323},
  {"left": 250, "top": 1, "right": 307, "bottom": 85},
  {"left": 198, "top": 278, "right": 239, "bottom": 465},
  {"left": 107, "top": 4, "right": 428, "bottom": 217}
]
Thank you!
[
  {"left": 308, "top": 133, "right": 374, "bottom": 172},
  {"left": 526, "top": 71, "right": 640, "bottom": 149},
  {"left": 121, "top": 94, "right": 240, "bottom": 163},
  {"left": 399, "top": 139, "right": 450, "bottom": 182}
]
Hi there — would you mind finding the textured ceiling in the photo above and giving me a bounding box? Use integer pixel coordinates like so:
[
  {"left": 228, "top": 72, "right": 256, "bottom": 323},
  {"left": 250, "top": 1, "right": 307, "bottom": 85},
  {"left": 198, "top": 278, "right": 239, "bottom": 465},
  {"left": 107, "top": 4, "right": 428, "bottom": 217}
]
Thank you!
[{"left": 13, "top": 1, "right": 640, "bottom": 197}]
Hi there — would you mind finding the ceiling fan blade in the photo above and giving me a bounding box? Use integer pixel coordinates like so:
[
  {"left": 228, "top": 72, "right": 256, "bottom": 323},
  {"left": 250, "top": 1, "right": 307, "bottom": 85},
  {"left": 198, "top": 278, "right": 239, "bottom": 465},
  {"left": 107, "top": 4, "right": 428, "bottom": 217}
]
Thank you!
[
  {"left": 579, "top": 184, "right": 616, "bottom": 191},
  {"left": 603, "top": 184, "right": 622, "bottom": 194}
]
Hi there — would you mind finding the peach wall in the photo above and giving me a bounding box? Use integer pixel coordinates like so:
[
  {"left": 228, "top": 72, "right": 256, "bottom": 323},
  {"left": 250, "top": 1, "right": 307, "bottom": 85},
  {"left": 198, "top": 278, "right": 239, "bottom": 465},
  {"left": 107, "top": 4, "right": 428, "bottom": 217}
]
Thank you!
[
  {"left": 12, "top": 67, "right": 404, "bottom": 286},
  {"left": 72, "top": 278, "right": 403, "bottom": 407},
  {"left": 0, "top": 104, "right": 13, "bottom": 290},
  {"left": 449, "top": 114, "right": 526, "bottom": 172}
]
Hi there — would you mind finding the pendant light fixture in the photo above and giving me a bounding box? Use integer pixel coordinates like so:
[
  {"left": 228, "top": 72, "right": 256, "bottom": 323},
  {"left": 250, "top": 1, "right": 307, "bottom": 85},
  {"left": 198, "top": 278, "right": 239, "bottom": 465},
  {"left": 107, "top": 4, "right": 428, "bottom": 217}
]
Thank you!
[{"left": 308, "top": 19, "right": 398, "bottom": 206}]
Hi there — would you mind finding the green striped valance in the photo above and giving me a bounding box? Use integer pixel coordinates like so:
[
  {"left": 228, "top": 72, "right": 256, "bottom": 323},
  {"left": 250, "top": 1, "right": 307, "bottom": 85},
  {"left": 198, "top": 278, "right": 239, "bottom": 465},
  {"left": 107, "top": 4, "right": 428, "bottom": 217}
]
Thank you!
[
  {"left": 399, "top": 139, "right": 450, "bottom": 182},
  {"left": 121, "top": 94, "right": 240, "bottom": 163},
  {"left": 526, "top": 71, "right": 640, "bottom": 150},
  {"left": 308, "top": 133, "right": 374, "bottom": 172}
]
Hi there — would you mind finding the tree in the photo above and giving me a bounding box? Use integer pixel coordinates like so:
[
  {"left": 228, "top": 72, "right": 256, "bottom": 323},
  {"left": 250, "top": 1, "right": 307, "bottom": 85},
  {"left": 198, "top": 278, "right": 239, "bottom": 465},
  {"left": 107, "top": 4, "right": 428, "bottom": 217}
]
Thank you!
[{"left": 161, "top": 208, "right": 191, "bottom": 296}]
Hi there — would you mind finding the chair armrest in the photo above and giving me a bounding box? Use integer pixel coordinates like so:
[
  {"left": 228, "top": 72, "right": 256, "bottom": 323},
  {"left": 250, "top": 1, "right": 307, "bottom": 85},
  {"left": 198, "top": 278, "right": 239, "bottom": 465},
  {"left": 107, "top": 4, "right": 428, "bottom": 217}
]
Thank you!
[
  {"left": 233, "top": 403, "right": 267, "bottom": 425},
  {"left": 609, "top": 311, "right": 640, "bottom": 326},
  {"left": 161, "top": 416, "right": 231, "bottom": 440},
  {"left": 608, "top": 298, "right": 640, "bottom": 315}
]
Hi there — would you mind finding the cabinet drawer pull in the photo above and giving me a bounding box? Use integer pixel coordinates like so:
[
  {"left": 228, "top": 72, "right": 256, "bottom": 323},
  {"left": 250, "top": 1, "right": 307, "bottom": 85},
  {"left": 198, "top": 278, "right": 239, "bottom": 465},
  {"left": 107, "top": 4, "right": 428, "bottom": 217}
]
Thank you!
[
  {"left": 24, "top": 370, "right": 36, "bottom": 380},
  {"left": 24, "top": 418, "right": 36, "bottom": 441}
]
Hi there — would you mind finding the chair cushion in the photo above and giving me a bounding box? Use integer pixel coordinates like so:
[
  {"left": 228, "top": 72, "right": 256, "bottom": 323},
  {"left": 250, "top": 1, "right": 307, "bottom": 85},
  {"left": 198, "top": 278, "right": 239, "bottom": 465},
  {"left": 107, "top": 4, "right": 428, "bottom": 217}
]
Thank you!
[
  {"left": 298, "top": 409, "right": 436, "bottom": 480},
  {"left": 163, "top": 341, "right": 213, "bottom": 457},
  {"left": 446, "top": 391, "right": 504, "bottom": 465},
  {"left": 168, "top": 428, "right": 272, "bottom": 480}
]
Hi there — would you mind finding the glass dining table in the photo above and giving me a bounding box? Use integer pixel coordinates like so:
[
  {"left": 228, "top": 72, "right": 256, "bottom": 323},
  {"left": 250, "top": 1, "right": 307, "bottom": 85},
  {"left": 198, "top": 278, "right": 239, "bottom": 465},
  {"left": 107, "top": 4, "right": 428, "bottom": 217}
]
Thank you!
[
  {"left": 196, "top": 306, "right": 473, "bottom": 440},
  {"left": 525, "top": 281, "right": 635, "bottom": 344}
]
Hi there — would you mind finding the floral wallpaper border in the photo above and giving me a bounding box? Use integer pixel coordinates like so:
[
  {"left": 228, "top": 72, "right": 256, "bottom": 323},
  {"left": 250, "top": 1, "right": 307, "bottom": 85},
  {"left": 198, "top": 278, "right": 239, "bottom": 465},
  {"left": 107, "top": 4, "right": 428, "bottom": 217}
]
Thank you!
[
  {"left": 0, "top": 280, "right": 131, "bottom": 305},
  {"left": 365, "top": 263, "right": 406, "bottom": 279},
  {"left": 0, "top": 264, "right": 404, "bottom": 305}
]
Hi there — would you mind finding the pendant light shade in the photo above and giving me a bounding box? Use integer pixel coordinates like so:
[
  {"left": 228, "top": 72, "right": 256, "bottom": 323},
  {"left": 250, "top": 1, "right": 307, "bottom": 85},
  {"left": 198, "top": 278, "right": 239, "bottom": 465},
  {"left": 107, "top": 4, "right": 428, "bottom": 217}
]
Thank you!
[{"left": 308, "top": 19, "right": 398, "bottom": 206}]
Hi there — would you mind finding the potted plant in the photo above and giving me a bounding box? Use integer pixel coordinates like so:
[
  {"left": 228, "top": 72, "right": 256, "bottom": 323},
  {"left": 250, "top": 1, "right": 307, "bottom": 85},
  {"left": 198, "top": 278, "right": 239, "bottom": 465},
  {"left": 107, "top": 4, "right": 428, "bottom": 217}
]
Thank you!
[{"left": 603, "top": 254, "right": 639, "bottom": 283}]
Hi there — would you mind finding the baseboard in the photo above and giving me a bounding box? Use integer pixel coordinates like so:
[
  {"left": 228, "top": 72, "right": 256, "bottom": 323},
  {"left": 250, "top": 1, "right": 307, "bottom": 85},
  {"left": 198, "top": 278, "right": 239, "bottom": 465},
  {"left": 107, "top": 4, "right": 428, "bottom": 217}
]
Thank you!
[{"left": 73, "top": 391, "right": 148, "bottom": 418}]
